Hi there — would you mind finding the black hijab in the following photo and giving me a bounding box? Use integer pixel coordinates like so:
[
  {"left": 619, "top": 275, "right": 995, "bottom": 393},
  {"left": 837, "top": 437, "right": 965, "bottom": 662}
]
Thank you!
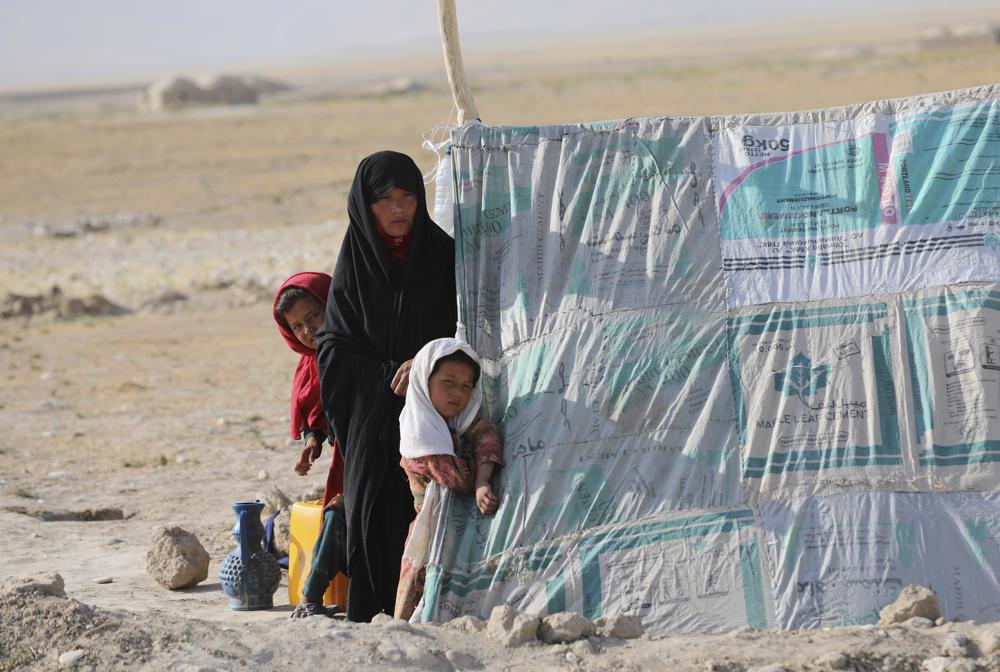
[{"left": 316, "top": 150, "right": 457, "bottom": 617}]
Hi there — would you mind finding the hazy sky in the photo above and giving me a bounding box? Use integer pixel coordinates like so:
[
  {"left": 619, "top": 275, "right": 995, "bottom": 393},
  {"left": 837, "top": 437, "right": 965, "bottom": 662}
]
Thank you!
[{"left": 0, "top": 0, "right": 992, "bottom": 90}]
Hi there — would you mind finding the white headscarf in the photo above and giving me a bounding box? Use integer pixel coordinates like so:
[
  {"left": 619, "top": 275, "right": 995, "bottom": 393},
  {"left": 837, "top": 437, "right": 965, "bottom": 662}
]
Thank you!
[{"left": 399, "top": 337, "right": 483, "bottom": 460}]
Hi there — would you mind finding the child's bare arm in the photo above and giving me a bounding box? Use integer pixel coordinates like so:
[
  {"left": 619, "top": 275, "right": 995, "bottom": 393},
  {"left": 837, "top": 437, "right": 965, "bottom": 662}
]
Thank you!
[
  {"left": 474, "top": 461, "right": 495, "bottom": 489},
  {"left": 293, "top": 433, "right": 323, "bottom": 476},
  {"left": 475, "top": 462, "right": 499, "bottom": 516}
]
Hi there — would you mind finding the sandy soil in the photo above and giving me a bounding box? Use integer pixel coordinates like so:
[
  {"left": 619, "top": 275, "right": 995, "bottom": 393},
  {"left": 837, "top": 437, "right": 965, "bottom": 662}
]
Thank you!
[{"left": 2, "top": 11, "right": 1000, "bottom": 670}]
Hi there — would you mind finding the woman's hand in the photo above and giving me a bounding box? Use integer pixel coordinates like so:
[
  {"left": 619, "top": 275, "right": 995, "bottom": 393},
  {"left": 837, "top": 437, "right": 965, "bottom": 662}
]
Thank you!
[
  {"left": 293, "top": 435, "right": 322, "bottom": 476},
  {"left": 391, "top": 359, "right": 414, "bottom": 397}
]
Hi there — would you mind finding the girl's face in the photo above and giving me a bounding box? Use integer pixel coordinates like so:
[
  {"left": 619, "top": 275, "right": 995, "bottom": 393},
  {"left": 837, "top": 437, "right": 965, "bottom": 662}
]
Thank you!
[
  {"left": 428, "top": 360, "right": 476, "bottom": 419},
  {"left": 283, "top": 295, "right": 324, "bottom": 350},
  {"left": 370, "top": 187, "right": 417, "bottom": 238}
]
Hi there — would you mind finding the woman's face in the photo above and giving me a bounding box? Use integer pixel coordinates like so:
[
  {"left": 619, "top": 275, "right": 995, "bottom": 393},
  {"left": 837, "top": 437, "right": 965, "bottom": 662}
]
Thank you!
[
  {"left": 370, "top": 187, "right": 418, "bottom": 238},
  {"left": 283, "top": 295, "right": 325, "bottom": 350},
  {"left": 428, "top": 360, "right": 476, "bottom": 419}
]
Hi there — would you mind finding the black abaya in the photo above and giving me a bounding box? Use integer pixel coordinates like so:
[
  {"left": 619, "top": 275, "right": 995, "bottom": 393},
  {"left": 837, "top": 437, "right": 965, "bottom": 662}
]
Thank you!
[{"left": 316, "top": 151, "right": 457, "bottom": 622}]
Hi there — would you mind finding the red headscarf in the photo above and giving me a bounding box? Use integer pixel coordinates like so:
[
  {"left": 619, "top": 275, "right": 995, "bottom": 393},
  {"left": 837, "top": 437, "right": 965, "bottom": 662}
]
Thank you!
[
  {"left": 274, "top": 271, "right": 344, "bottom": 504},
  {"left": 273, "top": 272, "right": 332, "bottom": 440}
]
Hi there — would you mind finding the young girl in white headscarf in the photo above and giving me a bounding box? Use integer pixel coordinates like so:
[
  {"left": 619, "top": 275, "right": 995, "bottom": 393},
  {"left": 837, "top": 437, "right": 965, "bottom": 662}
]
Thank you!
[{"left": 394, "top": 337, "right": 503, "bottom": 619}]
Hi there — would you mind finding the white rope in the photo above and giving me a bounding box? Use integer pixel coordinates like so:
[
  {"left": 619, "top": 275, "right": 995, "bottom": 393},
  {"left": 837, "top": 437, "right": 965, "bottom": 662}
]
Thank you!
[{"left": 421, "top": 103, "right": 459, "bottom": 184}]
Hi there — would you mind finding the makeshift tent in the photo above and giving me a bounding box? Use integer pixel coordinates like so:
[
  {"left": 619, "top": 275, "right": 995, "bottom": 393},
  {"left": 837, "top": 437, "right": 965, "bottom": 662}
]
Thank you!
[{"left": 416, "top": 83, "right": 1000, "bottom": 633}]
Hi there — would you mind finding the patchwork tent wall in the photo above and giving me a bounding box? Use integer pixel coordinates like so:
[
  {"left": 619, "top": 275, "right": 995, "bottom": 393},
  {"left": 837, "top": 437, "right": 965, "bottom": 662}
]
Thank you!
[{"left": 419, "top": 85, "right": 1000, "bottom": 633}]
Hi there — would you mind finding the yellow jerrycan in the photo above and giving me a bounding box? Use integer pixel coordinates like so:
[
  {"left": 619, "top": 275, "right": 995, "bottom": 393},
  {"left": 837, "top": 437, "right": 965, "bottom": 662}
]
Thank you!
[{"left": 288, "top": 499, "right": 349, "bottom": 609}]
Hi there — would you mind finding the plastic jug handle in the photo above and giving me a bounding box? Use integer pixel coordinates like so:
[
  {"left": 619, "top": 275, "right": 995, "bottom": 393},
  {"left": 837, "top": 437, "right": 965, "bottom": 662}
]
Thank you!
[{"left": 238, "top": 508, "right": 251, "bottom": 560}]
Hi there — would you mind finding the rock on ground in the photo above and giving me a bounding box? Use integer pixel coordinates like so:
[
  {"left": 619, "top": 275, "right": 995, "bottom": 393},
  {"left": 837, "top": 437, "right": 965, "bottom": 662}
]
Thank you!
[
  {"left": 444, "top": 650, "right": 482, "bottom": 668},
  {"left": 486, "top": 605, "right": 539, "bottom": 647},
  {"left": 907, "top": 617, "right": 936, "bottom": 629},
  {"left": 0, "top": 573, "right": 66, "bottom": 598},
  {"left": 979, "top": 628, "right": 1000, "bottom": 654},
  {"left": 139, "top": 289, "right": 188, "bottom": 312},
  {"left": 447, "top": 615, "right": 486, "bottom": 633},
  {"left": 2, "top": 505, "right": 123, "bottom": 522},
  {"left": 571, "top": 638, "right": 597, "bottom": 657},
  {"left": 58, "top": 294, "right": 129, "bottom": 319},
  {"left": 941, "top": 632, "right": 971, "bottom": 658},
  {"left": 298, "top": 482, "right": 325, "bottom": 502},
  {"left": 538, "top": 612, "right": 596, "bottom": 643},
  {"left": 922, "top": 657, "right": 978, "bottom": 672},
  {"left": 878, "top": 585, "right": 941, "bottom": 627},
  {"left": 1, "top": 288, "right": 128, "bottom": 320},
  {"left": 255, "top": 484, "right": 292, "bottom": 517},
  {"left": 595, "top": 614, "right": 644, "bottom": 639},
  {"left": 145, "top": 525, "right": 210, "bottom": 590},
  {"left": 272, "top": 507, "right": 291, "bottom": 557},
  {"left": 812, "top": 652, "right": 850, "bottom": 670},
  {"left": 58, "top": 649, "right": 85, "bottom": 667}
]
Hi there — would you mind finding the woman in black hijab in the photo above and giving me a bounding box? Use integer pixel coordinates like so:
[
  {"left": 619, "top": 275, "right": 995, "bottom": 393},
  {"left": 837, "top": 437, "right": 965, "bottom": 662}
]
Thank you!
[{"left": 316, "top": 151, "right": 457, "bottom": 622}]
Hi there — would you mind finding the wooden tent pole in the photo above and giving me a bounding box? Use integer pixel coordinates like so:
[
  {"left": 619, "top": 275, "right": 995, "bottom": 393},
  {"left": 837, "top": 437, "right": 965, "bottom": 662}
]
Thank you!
[{"left": 437, "top": 0, "right": 480, "bottom": 124}]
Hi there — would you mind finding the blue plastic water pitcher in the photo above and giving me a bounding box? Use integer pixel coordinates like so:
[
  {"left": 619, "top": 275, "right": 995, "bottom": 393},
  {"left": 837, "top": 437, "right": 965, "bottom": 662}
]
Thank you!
[{"left": 219, "top": 501, "right": 281, "bottom": 610}]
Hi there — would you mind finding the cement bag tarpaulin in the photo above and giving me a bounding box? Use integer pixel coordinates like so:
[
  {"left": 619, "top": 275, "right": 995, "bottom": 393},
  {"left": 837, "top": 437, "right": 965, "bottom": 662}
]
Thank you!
[
  {"left": 479, "top": 307, "right": 742, "bottom": 552},
  {"left": 425, "top": 118, "right": 757, "bottom": 631},
  {"left": 420, "top": 85, "right": 1000, "bottom": 634},
  {"left": 902, "top": 283, "right": 1000, "bottom": 489},
  {"left": 715, "top": 93, "right": 1000, "bottom": 307},
  {"left": 422, "top": 504, "right": 772, "bottom": 634},
  {"left": 728, "top": 297, "right": 905, "bottom": 503},
  {"left": 760, "top": 492, "right": 1000, "bottom": 628},
  {"left": 450, "top": 119, "right": 723, "bottom": 362}
]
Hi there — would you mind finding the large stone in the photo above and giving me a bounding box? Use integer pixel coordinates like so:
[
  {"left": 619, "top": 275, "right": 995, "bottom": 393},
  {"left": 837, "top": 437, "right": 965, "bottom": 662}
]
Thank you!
[
  {"left": 538, "top": 612, "right": 596, "bottom": 644},
  {"left": 255, "top": 485, "right": 291, "bottom": 518},
  {"left": 486, "top": 605, "right": 540, "bottom": 647},
  {"left": 145, "top": 525, "right": 210, "bottom": 589},
  {"left": 595, "top": 614, "right": 645, "bottom": 639},
  {"left": 877, "top": 585, "right": 940, "bottom": 627}
]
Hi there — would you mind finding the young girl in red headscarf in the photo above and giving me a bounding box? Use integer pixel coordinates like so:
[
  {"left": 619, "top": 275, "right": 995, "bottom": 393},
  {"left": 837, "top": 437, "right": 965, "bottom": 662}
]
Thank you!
[{"left": 273, "top": 271, "right": 347, "bottom": 617}]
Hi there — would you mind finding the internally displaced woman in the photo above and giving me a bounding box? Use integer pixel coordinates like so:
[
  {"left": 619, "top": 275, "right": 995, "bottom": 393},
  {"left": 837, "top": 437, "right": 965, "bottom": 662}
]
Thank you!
[{"left": 316, "top": 150, "right": 457, "bottom": 622}]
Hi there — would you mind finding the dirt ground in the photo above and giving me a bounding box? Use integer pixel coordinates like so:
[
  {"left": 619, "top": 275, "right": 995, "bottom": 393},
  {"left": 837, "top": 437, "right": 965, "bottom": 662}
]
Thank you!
[{"left": 2, "top": 10, "right": 1000, "bottom": 671}]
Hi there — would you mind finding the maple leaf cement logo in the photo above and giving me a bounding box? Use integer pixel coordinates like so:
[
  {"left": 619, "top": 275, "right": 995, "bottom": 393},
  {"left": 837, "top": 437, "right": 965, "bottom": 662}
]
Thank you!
[{"left": 774, "top": 352, "right": 829, "bottom": 408}]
